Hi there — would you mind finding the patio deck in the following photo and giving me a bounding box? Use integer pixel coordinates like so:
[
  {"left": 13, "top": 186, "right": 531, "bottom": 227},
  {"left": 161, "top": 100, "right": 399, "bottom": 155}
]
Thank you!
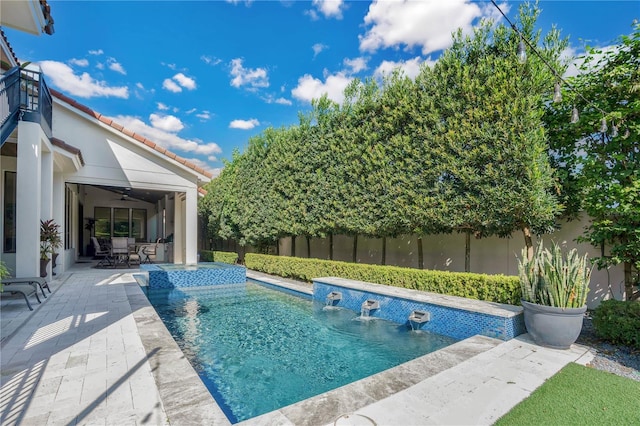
[{"left": 1, "top": 261, "right": 593, "bottom": 425}]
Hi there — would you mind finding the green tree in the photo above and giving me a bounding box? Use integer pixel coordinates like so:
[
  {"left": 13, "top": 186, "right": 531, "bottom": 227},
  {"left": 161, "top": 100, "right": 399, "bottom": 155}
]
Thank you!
[
  {"left": 546, "top": 22, "right": 640, "bottom": 300},
  {"left": 424, "top": 2, "right": 566, "bottom": 260}
]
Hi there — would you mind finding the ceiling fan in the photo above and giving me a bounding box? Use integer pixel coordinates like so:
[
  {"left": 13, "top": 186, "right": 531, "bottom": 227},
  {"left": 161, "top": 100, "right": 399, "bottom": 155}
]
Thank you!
[{"left": 113, "top": 188, "right": 137, "bottom": 202}]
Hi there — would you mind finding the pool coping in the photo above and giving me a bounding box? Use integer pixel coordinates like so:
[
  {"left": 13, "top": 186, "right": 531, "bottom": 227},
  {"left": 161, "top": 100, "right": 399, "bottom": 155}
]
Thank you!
[{"left": 132, "top": 270, "right": 505, "bottom": 425}]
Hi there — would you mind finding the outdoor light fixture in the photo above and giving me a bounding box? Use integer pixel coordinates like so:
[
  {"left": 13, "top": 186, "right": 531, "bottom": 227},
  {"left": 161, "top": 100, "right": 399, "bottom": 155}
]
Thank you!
[
  {"left": 553, "top": 82, "right": 562, "bottom": 103},
  {"left": 611, "top": 123, "right": 619, "bottom": 138},
  {"left": 570, "top": 107, "right": 579, "bottom": 124},
  {"left": 600, "top": 117, "right": 608, "bottom": 133},
  {"left": 517, "top": 39, "right": 527, "bottom": 64},
  {"left": 490, "top": 0, "right": 615, "bottom": 126}
]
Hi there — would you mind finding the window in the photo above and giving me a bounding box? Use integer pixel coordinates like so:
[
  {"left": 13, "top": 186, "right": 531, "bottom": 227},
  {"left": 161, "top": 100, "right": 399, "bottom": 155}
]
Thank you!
[
  {"left": 113, "top": 208, "right": 129, "bottom": 237},
  {"left": 3, "top": 172, "right": 16, "bottom": 253},
  {"left": 94, "top": 207, "right": 147, "bottom": 241},
  {"left": 94, "top": 207, "right": 111, "bottom": 239},
  {"left": 132, "top": 209, "right": 146, "bottom": 241}
]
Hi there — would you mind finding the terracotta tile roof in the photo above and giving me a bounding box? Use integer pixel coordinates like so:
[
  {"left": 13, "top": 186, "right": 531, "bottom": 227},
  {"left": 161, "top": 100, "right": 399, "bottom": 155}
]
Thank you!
[
  {"left": 50, "top": 88, "right": 213, "bottom": 179},
  {"left": 51, "top": 137, "right": 85, "bottom": 166},
  {"left": 0, "top": 28, "right": 20, "bottom": 67}
]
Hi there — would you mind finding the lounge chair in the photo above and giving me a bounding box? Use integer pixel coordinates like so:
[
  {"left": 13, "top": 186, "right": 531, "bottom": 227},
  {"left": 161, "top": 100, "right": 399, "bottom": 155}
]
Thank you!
[
  {"left": 1, "top": 280, "right": 42, "bottom": 310},
  {"left": 2, "top": 277, "right": 50, "bottom": 297}
]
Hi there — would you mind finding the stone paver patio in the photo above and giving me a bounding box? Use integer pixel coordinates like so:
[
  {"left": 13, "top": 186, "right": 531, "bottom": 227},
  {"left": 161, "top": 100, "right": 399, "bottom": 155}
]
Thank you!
[{"left": 1, "top": 262, "right": 593, "bottom": 425}]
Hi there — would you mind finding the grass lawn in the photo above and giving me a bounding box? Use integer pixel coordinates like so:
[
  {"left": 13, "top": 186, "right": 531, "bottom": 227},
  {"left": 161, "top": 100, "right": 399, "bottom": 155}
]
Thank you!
[{"left": 495, "top": 362, "right": 640, "bottom": 425}]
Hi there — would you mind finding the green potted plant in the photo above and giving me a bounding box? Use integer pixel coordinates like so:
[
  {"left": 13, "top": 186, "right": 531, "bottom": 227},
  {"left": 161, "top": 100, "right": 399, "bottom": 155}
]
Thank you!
[
  {"left": 518, "top": 241, "right": 593, "bottom": 349},
  {"left": 40, "top": 219, "right": 62, "bottom": 277},
  {"left": 0, "top": 260, "right": 9, "bottom": 291}
]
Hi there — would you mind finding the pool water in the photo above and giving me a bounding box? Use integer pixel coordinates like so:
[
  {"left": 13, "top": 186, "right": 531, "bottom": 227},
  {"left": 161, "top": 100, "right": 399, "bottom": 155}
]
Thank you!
[{"left": 145, "top": 281, "right": 458, "bottom": 423}]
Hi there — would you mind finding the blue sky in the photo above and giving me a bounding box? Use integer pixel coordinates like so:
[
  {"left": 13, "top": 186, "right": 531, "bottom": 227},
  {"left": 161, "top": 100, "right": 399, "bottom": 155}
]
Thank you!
[{"left": 4, "top": 1, "right": 638, "bottom": 176}]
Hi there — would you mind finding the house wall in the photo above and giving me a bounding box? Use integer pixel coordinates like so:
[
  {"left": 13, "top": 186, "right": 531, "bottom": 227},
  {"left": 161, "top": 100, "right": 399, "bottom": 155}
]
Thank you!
[
  {"left": 274, "top": 216, "right": 624, "bottom": 309},
  {"left": 0, "top": 155, "right": 18, "bottom": 274},
  {"left": 51, "top": 100, "right": 203, "bottom": 264},
  {"left": 52, "top": 105, "right": 197, "bottom": 191}
]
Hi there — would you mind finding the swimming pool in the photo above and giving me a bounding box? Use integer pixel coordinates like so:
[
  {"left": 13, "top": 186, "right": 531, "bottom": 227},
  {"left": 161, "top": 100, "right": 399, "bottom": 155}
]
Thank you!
[{"left": 145, "top": 280, "right": 458, "bottom": 423}]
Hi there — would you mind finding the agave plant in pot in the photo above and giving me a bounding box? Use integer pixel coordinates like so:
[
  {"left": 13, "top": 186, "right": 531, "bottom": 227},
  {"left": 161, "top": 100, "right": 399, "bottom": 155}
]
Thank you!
[{"left": 518, "top": 241, "right": 593, "bottom": 349}]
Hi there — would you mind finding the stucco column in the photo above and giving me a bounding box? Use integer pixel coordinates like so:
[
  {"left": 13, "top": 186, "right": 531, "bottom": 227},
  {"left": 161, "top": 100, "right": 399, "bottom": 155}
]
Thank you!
[
  {"left": 184, "top": 187, "right": 197, "bottom": 264},
  {"left": 52, "top": 173, "right": 65, "bottom": 271},
  {"left": 15, "top": 121, "right": 43, "bottom": 277},
  {"left": 173, "top": 192, "right": 183, "bottom": 263}
]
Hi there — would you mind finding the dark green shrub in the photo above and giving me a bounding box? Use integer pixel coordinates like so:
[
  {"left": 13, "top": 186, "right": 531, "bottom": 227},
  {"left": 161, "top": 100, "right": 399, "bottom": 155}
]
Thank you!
[
  {"left": 214, "top": 251, "right": 239, "bottom": 264},
  {"left": 592, "top": 300, "right": 640, "bottom": 349},
  {"left": 245, "top": 253, "right": 521, "bottom": 304},
  {"left": 199, "top": 250, "right": 238, "bottom": 264},
  {"left": 199, "top": 250, "right": 214, "bottom": 262}
]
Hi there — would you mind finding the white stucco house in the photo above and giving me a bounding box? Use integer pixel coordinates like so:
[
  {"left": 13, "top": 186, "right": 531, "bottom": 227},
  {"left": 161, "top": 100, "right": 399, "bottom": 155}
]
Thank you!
[{"left": 1, "top": 1, "right": 211, "bottom": 280}]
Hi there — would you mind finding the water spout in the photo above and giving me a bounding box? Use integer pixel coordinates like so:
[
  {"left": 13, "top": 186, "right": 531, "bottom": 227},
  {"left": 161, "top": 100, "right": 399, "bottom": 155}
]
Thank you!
[
  {"left": 408, "top": 310, "right": 430, "bottom": 330},
  {"left": 325, "top": 291, "right": 342, "bottom": 307},
  {"left": 360, "top": 299, "right": 380, "bottom": 317}
]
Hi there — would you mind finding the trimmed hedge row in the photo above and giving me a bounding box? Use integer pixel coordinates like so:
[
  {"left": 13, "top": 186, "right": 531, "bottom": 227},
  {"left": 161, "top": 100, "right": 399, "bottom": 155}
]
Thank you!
[
  {"left": 244, "top": 253, "right": 521, "bottom": 305},
  {"left": 199, "top": 250, "right": 239, "bottom": 265},
  {"left": 593, "top": 300, "right": 640, "bottom": 350}
]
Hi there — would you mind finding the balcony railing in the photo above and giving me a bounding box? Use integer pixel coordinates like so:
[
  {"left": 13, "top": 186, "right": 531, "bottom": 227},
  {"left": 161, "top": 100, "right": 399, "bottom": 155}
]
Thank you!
[{"left": 0, "top": 66, "right": 53, "bottom": 146}]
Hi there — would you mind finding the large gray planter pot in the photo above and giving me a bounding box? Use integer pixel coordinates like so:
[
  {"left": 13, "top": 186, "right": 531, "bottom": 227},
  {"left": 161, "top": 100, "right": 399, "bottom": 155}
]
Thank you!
[{"left": 521, "top": 300, "right": 586, "bottom": 349}]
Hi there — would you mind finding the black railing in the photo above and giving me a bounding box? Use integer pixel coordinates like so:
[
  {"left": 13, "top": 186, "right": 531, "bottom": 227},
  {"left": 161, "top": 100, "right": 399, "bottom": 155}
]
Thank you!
[
  {"left": 0, "top": 67, "right": 21, "bottom": 146},
  {"left": 0, "top": 66, "right": 53, "bottom": 146}
]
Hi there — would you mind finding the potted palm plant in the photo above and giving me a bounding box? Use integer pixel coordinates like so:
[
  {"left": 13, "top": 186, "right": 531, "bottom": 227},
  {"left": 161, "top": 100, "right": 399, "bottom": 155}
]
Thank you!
[
  {"left": 40, "top": 219, "right": 62, "bottom": 278},
  {"left": 0, "top": 260, "right": 9, "bottom": 291},
  {"left": 518, "top": 241, "right": 593, "bottom": 349}
]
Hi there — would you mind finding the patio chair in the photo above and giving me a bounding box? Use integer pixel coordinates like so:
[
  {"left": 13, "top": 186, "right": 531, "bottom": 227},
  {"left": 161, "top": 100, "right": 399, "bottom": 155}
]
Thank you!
[
  {"left": 1, "top": 281, "right": 42, "bottom": 311},
  {"left": 111, "top": 237, "right": 130, "bottom": 268},
  {"left": 127, "top": 237, "right": 141, "bottom": 266},
  {"left": 141, "top": 242, "right": 158, "bottom": 264},
  {"left": 92, "top": 237, "right": 113, "bottom": 267}
]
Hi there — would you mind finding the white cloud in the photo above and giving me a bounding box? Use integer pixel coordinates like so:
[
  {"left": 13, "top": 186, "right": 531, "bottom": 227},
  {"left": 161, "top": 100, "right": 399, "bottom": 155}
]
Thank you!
[
  {"left": 88, "top": 49, "right": 103, "bottom": 56},
  {"left": 201, "top": 55, "right": 223, "bottom": 66},
  {"left": 156, "top": 102, "right": 169, "bottom": 111},
  {"left": 149, "top": 113, "right": 185, "bottom": 132},
  {"left": 163, "top": 73, "right": 197, "bottom": 92},
  {"left": 275, "top": 97, "right": 292, "bottom": 105},
  {"left": 69, "top": 58, "right": 88, "bottom": 67},
  {"left": 312, "top": 43, "right": 328, "bottom": 58},
  {"left": 173, "top": 72, "right": 196, "bottom": 90},
  {"left": 561, "top": 45, "right": 617, "bottom": 78},
  {"left": 359, "top": 0, "right": 487, "bottom": 55},
  {"left": 262, "top": 94, "right": 293, "bottom": 105},
  {"left": 230, "top": 58, "right": 269, "bottom": 89},
  {"left": 196, "top": 111, "right": 211, "bottom": 120},
  {"left": 96, "top": 63, "right": 105, "bottom": 70},
  {"left": 186, "top": 156, "right": 218, "bottom": 174},
  {"left": 374, "top": 56, "right": 431, "bottom": 80},
  {"left": 344, "top": 57, "right": 368, "bottom": 73},
  {"left": 107, "top": 57, "right": 126, "bottom": 75},
  {"left": 136, "top": 82, "right": 145, "bottom": 90},
  {"left": 229, "top": 118, "right": 260, "bottom": 130},
  {"left": 38, "top": 60, "right": 128, "bottom": 98},
  {"left": 313, "top": 0, "right": 345, "bottom": 19},
  {"left": 209, "top": 167, "right": 222, "bottom": 178},
  {"left": 291, "top": 72, "right": 352, "bottom": 104},
  {"left": 112, "top": 114, "right": 222, "bottom": 156},
  {"left": 163, "top": 78, "right": 182, "bottom": 93}
]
